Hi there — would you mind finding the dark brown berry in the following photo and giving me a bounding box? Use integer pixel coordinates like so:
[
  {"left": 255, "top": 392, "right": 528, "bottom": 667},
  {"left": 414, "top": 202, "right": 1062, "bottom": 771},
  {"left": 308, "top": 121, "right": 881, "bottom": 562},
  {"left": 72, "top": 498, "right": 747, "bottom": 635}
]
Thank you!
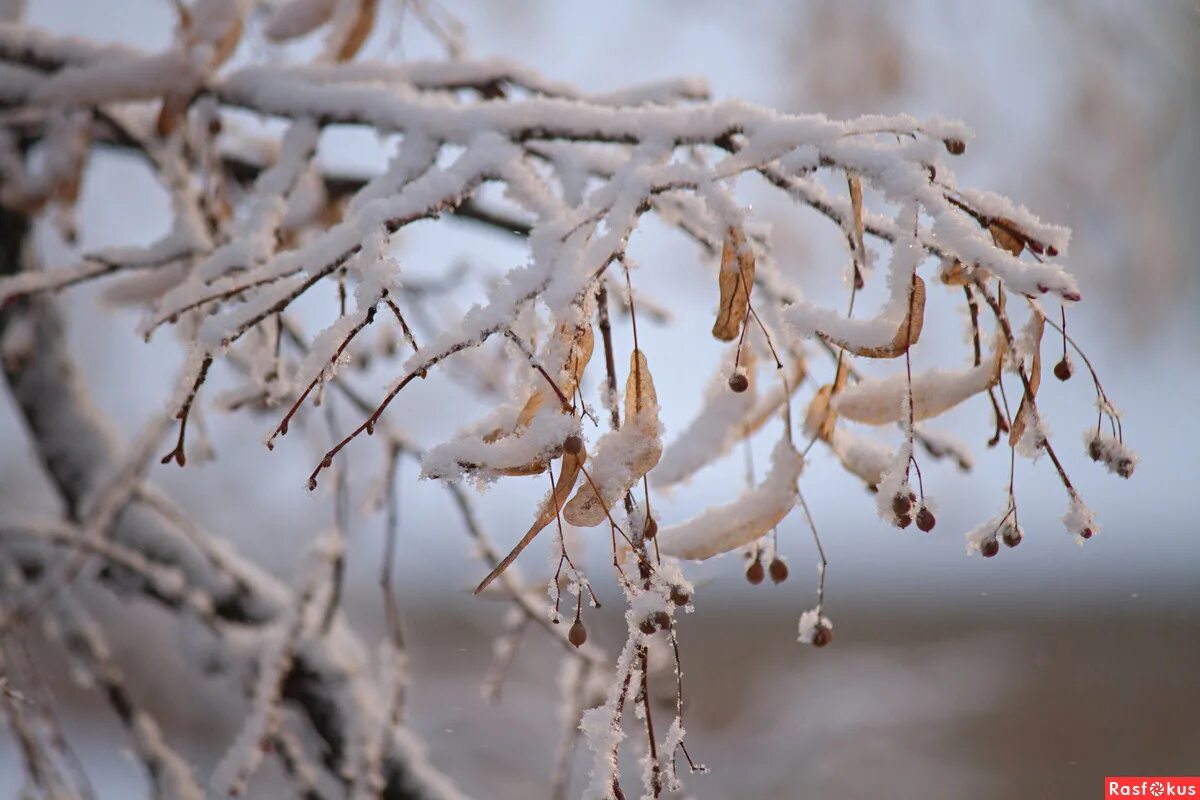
[
  {"left": 896, "top": 513, "right": 913, "bottom": 529},
  {"left": 1080, "top": 527, "right": 1093, "bottom": 540},
  {"left": 1088, "top": 438, "right": 1103, "bottom": 462},
  {"left": 811, "top": 624, "right": 833, "bottom": 648},
  {"left": 1002, "top": 527, "right": 1023, "bottom": 548},
  {"left": 746, "top": 559, "right": 765, "bottom": 585},
  {"left": 892, "top": 493, "right": 912, "bottom": 516},
  {"left": 568, "top": 620, "right": 587, "bottom": 648},
  {"left": 1046, "top": 245, "right": 1059, "bottom": 257},
  {"left": 915, "top": 507, "right": 936, "bottom": 533},
  {"left": 944, "top": 138, "right": 966, "bottom": 156},
  {"left": 670, "top": 586, "right": 690, "bottom": 606},
  {"left": 639, "top": 618, "right": 656, "bottom": 635},
  {"left": 1053, "top": 357, "right": 1073, "bottom": 382},
  {"left": 564, "top": 435, "right": 584, "bottom": 456},
  {"left": 768, "top": 558, "right": 789, "bottom": 584},
  {"left": 652, "top": 611, "right": 672, "bottom": 631},
  {"left": 728, "top": 373, "right": 749, "bottom": 393},
  {"left": 980, "top": 538, "right": 1000, "bottom": 558},
  {"left": 1116, "top": 458, "right": 1135, "bottom": 479},
  {"left": 643, "top": 517, "right": 658, "bottom": 539}
]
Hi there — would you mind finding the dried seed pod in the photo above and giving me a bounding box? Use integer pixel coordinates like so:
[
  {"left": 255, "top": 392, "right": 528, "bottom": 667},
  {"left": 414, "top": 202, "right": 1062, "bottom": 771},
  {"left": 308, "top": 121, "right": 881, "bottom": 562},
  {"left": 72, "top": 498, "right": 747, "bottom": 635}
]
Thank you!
[
  {"left": 746, "top": 558, "right": 765, "bottom": 585},
  {"left": 643, "top": 517, "right": 658, "bottom": 540},
  {"left": 896, "top": 513, "right": 913, "bottom": 530},
  {"left": 980, "top": 538, "right": 1000, "bottom": 558},
  {"left": 811, "top": 624, "right": 833, "bottom": 647},
  {"left": 944, "top": 138, "right": 966, "bottom": 156},
  {"left": 728, "top": 372, "right": 749, "bottom": 393},
  {"left": 1002, "top": 525, "right": 1023, "bottom": 548},
  {"left": 1088, "top": 438, "right": 1103, "bottom": 462},
  {"left": 568, "top": 620, "right": 587, "bottom": 648},
  {"left": 768, "top": 558, "right": 789, "bottom": 584},
  {"left": 638, "top": 618, "right": 656, "bottom": 635},
  {"left": 563, "top": 435, "right": 584, "bottom": 456},
  {"left": 670, "top": 586, "right": 691, "bottom": 606},
  {"left": 915, "top": 507, "right": 936, "bottom": 533},
  {"left": 652, "top": 611, "right": 672, "bottom": 631},
  {"left": 1053, "top": 357, "right": 1073, "bottom": 382},
  {"left": 712, "top": 225, "right": 756, "bottom": 341},
  {"left": 1080, "top": 527, "right": 1094, "bottom": 540},
  {"left": 892, "top": 493, "right": 912, "bottom": 516}
]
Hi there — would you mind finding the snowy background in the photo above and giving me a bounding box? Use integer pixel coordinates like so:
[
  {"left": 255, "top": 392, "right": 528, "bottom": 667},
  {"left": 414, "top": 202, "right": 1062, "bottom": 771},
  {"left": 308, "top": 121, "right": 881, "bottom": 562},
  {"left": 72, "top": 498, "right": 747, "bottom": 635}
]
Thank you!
[{"left": 1, "top": 1, "right": 1198, "bottom": 798}]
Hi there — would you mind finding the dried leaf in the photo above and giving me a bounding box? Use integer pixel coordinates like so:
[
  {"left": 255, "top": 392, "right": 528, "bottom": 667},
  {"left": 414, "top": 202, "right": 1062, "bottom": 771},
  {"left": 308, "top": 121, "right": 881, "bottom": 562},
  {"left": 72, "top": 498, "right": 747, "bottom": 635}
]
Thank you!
[
  {"left": 989, "top": 220, "right": 1024, "bottom": 257},
  {"left": 848, "top": 173, "right": 866, "bottom": 269},
  {"left": 711, "top": 226, "right": 755, "bottom": 341},
  {"left": 825, "top": 276, "right": 925, "bottom": 359},
  {"left": 514, "top": 321, "right": 593, "bottom": 431},
  {"left": 834, "top": 334, "right": 1008, "bottom": 425},
  {"left": 475, "top": 442, "right": 586, "bottom": 594},
  {"left": 564, "top": 349, "right": 661, "bottom": 527},
  {"left": 940, "top": 259, "right": 972, "bottom": 286},
  {"left": 1009, "top": 313, "right": 1045, "bottom": 446},
  {"left": 803, "top": 359, "right": 849, "bottom": 443}
]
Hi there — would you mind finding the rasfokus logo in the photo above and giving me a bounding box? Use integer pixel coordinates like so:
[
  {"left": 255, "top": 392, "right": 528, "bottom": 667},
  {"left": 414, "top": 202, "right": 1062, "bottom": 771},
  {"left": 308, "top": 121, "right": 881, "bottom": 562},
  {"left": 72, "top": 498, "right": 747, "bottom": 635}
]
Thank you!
[{"left": 1106, "top": 777, "right": 1200, "bottom": 797}]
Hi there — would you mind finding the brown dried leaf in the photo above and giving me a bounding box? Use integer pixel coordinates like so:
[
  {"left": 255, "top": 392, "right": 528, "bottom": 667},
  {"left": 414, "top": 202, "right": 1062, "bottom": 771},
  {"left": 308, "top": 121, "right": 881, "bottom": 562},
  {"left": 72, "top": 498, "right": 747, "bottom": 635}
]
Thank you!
[
  {"left": 989, "top": 220, "right": 1024, "bottom": 257},
  {"left": 1009, "top": 313, "right": 1045, "bottom": 446},
  {"left": 940, "top": 259, "right": 971, "bottom": 286},
  {"left": 848, "top": 173, "right": 866, "bottom": 268},
  {"left": 514, "top": 321, "right": 593, "bottom": 431},
  {"left": 711, "top": 225, "right": 755, "bottom": 341},
  {"left": 475, "top": 443, "right": 586, "bottom": 594},
  {"left": 826, "top": 276, "right": 926, "bottom": 359},
  {"left": 624, "top": 347, "right": 657, "bottom": 420},
  {"left": 803, "top": 359, "right": 849, "bottom": 443}
]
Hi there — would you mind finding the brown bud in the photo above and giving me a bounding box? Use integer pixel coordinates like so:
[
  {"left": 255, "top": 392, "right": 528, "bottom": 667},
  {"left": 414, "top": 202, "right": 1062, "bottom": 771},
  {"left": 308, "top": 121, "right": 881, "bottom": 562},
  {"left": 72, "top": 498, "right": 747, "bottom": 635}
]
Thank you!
[
  {"left": 564, "top": 435, "right": 584, "bottom": 456},
  {"left": 643, "top": 517, "right": 658, "bottom": 539},
  {"left": 568, "top": 620, "right": 587, "bottom": 648},
  {"left": 768, "top": 558, "right": 789, "bottom": 584},
  {"left": 728, "top": 372, "right": 749, "bottom": 393},
  {"left": 746, "top": 559, "right": 765, "bottom": 585},
  {"left": 1046, "top": 245, "right": 1059, "bottom": 257},
  {"left": 980, "top": 538, "right": 1000, "bottom": 558},
  {"left": 811, "top": 624, "right": 833, "bottom": 648},
  {"left": 1053, "top": 357, "right": 1073, "bottom": 382},
  {"left": 670, "top": 586, "right": 691, "bottom": 606},
  {"left": 892, "top": 493, "right": 912, "bottom": 516},
  {"left": 915, "top": 507, "right": 936, "bottom": 533},
  {"left": 896, "top": 513, "right": 913, "bottom": 529},
  {"left": 944, "top": 138, "right": 966, "bottom": 156}
]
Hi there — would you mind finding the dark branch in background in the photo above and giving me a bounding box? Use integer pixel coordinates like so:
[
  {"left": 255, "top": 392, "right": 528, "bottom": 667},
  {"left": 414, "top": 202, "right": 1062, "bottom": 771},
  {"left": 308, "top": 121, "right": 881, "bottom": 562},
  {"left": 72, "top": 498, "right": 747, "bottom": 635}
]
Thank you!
[{"left": 0, "top": 204, "right": 461, "bottom": 800}]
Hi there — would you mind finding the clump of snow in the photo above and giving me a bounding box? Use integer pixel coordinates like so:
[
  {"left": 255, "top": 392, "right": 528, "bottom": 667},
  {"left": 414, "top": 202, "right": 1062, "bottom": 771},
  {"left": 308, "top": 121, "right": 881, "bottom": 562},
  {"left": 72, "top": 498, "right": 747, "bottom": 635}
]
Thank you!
[{"left": 797, "top": 608, "right": 832, "bottom": 645}]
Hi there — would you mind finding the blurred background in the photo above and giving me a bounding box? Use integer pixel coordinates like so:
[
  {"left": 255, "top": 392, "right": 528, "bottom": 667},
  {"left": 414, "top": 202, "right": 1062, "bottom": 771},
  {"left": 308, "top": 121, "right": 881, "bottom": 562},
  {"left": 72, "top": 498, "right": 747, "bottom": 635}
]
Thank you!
[{"left": 1, "top": 1, "right": 1198, "bottom": 797}]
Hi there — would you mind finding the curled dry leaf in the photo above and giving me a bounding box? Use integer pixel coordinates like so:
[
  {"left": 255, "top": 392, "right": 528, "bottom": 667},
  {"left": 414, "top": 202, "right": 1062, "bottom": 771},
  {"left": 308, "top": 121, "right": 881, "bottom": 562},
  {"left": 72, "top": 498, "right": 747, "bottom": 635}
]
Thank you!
[
  {"left": 1009, "top": 311, "right": 1045, "bottom": 446},
  {"left": 848, "top": 173, "right": 866, "bottom": 271},
  {"left": 711, "top": 225, "right": 756, "bottom": 341},
  {"left": 940, "top": 259, "right": 972, "bottom": 287},
  {"left": 656, "top": 435, "right": 803, "bottom": 561},
  {"left": 803, "top": 358, "right": 849, "bottom": 443},
  {"left": 474, "top": 440, "right": 586, "bottom": 594},
  {"left": 825, "top": 276, "right": 925, "bottom": 359},
  {"left": 989, "top": 220, "right": 1025, "bottom": 257},
  {"left": 563, "top": 349, "right": 661, "bottom": 527},
  {"left": 833, "top": 333, "right": 1008, "bottom": 426}
]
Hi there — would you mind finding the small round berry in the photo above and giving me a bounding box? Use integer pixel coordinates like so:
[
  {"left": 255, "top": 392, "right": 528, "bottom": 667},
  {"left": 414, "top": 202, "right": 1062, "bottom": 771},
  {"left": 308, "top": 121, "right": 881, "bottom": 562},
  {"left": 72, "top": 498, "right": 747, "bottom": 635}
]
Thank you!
[
  {"left": 670, "top": 586, "right": 691, "bottom": 606},
  {"left": 1080, "top": 527, "right": 1093, "bottom": 540},
  {"left": 564, "top": 435, "right": 584, "bottom": 456},
  {"left": 892, "top": 493, "right": 912, "bottom": 516},
  {"left": 915, "top": 507, "right": 936, "bottom": 533},
  {"left": 944, "top": 138, "right": 966, "bottom": 156},
  {"left": 568, "top": 620, "right": 587, "bottom": 647},
  {"left": 638, "top": 618, "right": 657, "bottom": 635},
  {"left": 1002, "top": 527, "right": 1023, "bottom": 548},
  {"left": 728, "top": 373, "right": 749, "bottom": 393},
  {"left": 768, "top": 558, "right": 789, "bottom": 584},
  {"left": 1053, "top": 357, "right": 1073, "bottom": 382},
  {"left": 746, "top": 559, "right": 765, "bottom": 585},
  {"left": 643, "top": 517, "right": 658, "bottom": 539},
  {"left": 1116, "top": 458, "right": 1135, "bottom": 479},
  {"left": 1088, "top": 438, "right": 1103, "bottom": 462},
  {"left": 980, "top": 538, "right": 1000, "bottom": 558},
  {"left": 652, "top": 611, "right": 672, "bottom": 631},
  {"left": 1046, "top": 245, "right": 1059, "bottom": 257},
  {"left": 811, "top": 624, "right": 833, "bottom": 648},
  {"left": 896, "top": 513, "right": 913, "bottom": 529}
]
